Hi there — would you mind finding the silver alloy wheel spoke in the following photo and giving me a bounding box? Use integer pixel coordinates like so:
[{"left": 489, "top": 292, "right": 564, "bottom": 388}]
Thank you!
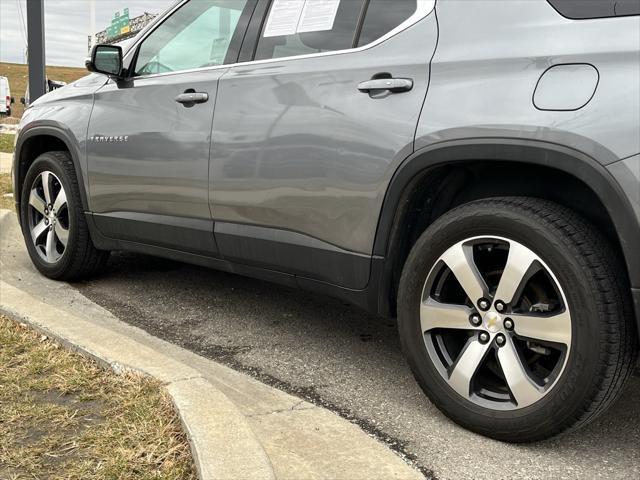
[
  {"left": 31, "top": 218, "right": 48, "bottom": 242},
  {"left": 29, "top": 189, "right": 47, "bottom": 215},
  {"left": 440, "top": 242, "right": 488, "bottom": 304},
  {"left": 55, "top": 222, "right": 69, "bottom": 247},
  {"left": 42, "top": 171, "right": 53, "bottom": 205},
  {"left": 421, "top": 299, "right": 473, "bottom": 332},
  {"left": 497, "top": 336, "right": 543, "bottom": 407},
  {"left": 45, "top": 228, "right": 57, "bottom": 262},
  {"left": 52, "top": 188, "right": 67, "bottom": 212},
  {"left": 494, "top": 240, "right": 539, "bottom": 305},
  {"left": 509, "top": 310, "right": 571, "bottom": 346},
  {"left": 421, "top": 236, "right": 572, "bottom": 410},
  {"left": 448, "top": 337, "right": 492, "bottom": 398},
  {"left": 28, "top": 171, "right": 68, "bottom": 264}
]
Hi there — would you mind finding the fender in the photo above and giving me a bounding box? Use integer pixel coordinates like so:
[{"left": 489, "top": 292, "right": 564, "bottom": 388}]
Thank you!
[
  {"left": 13, "top": 124, "right": 90, "bottom": 217},
  {"left": 373, "top": 138, "right": 640, "bottom": 292}
]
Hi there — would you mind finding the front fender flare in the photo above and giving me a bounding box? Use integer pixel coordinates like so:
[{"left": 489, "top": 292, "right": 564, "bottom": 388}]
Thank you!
[{"left": 13, "top": 124, "right": 90, "bottom": 216}]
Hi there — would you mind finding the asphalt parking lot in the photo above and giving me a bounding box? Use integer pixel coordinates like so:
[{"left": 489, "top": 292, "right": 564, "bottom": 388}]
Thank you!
[{"left": 74, "top": 251, "right": 640, "bottom": 480}]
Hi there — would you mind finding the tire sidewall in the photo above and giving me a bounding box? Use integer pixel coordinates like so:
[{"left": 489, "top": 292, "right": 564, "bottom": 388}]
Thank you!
[
  {"left": 20, "top": 153, "right": 80, "bottom": 278},
  {"left": 398, "top": 201, "right": 601, "bottom": 438}
]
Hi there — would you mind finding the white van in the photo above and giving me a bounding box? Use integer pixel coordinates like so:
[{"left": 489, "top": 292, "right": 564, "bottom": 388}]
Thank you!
[{"left": 0, "top": 76, "right": 14, "bottom": 117}]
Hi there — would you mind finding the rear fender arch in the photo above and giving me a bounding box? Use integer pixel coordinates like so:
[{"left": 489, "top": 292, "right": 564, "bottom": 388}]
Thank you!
[{"left": 373, "top": 138, "right": 640, "bottom": 314}]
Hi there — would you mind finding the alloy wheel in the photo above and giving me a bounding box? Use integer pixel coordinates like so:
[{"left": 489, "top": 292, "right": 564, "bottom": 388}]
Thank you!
[
  {"left": 27, "top": 171, "right": 69, "bottom": 263},
  {"left": 420, "top": 236, "right": 572, "bottom": 410}
]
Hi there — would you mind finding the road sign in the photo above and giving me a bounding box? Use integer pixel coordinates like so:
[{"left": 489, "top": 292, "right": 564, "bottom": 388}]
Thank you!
[{"left": 106, "top": 8, "right": 131, "bottom": 40}]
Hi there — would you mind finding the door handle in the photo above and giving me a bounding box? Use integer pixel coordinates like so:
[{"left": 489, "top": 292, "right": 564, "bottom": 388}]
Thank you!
[
  {"left": 357, "top": 78, "right": 413, "bottom": 94},
  {"left": 175, "top": 91, "right": 209, "bottom": 106}
]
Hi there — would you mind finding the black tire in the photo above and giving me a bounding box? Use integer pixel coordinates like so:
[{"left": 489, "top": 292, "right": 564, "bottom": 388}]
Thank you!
[
  {"left": 20, "top": 151, "right": 109, "bottom": 280},
  {"left": 397, "top": 197, "right": 638, "bottom": 442}
]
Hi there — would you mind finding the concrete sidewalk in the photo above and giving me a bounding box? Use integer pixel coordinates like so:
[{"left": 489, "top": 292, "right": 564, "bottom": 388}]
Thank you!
[
  {"left": 0, "top": 151, "right": 12, "bottom": 174},
  {"left": 0, "top": 210, "right": 425, "bottom": 480}
]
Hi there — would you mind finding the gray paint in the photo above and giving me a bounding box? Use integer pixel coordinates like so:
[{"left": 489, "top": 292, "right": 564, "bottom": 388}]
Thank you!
[
  {"left": 210, "top": 14, "right": 438, "bottom": 254},
  {"left": 416, "top": 0, "right": 640, "bottom": 163},
  {"left": 533, "top": 64, "right": 599, "bottom": 111},
  {"left": 87, "top": 69, "right": 223, "bottom": 223},
  {"left": 16, "top": 74, "right": 108, "bottom": 212}
]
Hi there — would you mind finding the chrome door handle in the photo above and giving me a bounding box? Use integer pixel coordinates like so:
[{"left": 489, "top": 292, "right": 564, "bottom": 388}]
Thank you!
[
  {"left": 175, "top": 92, "right": 209, "bottom": 105},
  {"left": 358, "top": 78, "right": 413, "bottom": 93}
]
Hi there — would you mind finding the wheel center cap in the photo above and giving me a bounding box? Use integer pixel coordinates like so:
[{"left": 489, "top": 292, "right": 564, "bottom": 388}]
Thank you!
[{"left": 484, "top": 311, "right": 502, "bottom": 333}]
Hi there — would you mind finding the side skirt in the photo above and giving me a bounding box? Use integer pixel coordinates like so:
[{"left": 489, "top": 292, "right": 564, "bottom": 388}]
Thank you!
[{"left": 86, "top": 213, "right": 387, "bottom": 316}]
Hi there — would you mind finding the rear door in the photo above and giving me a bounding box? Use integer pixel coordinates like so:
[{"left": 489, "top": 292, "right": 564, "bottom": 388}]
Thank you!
[
  {"left": 87, "top": 0, "right": 254, "bottom": 255},
  {"left": 210, "top": 0, "right": 438, "bottom": 288}
]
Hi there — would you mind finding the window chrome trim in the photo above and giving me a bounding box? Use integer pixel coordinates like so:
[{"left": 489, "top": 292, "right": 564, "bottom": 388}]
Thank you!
[{"left": 125, "top": 0, "right": 436, "bottom": 80}]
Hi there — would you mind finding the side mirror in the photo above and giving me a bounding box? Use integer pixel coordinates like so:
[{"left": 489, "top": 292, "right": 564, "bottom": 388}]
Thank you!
[
  {"left": 86, "top": 44, "right": 124, "bottom": 79},
  {"left": 10, "top": 97, "right": 15, "bottom": 104}
]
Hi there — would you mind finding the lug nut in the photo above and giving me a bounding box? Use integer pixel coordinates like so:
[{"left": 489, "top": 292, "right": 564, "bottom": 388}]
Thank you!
[
  {"left": 469, "top": 313, "right": 482, "bottom": 327},
  {"left": 495, "top": 334, "right": 506, "bottom": 347},
  {"left": 504, "top": 318, "right": 514, "bottom": 331},
  {"left": 478, "top": 298, "right": 490, "bottom": 311},
  {"left": 479, "top": 332, "right": 490, "bottom": 344},
  {"left": 495, "top": 300, "right": 506, "bottom": 312},
  {"left": 44, "top": 218, "right": 49, "bottom": 225}
]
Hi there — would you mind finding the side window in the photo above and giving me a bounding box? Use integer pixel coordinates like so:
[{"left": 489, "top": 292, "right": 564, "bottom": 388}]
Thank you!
[
  {"left": 254, "top": 0, "right": 365, "bottom": 61},
  {"left": 547, "top": 0, "right": 640, "bottom": 19},
  {"left": 357, "top": 0, "right": 417, "bottom": 47},
  {"left": 134, "top": 0, "right": 250, "bottom": 76}
]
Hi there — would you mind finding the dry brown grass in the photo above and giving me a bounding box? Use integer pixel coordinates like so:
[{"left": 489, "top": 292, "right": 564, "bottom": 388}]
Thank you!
[
  {"left": 0, "top": 62, "right": 87, "bottom": 122},
  {"left": 0, "top": 174, "right": 14, "bottom": 210},
  {"left": 0, "top": 315, "right": 197, "bottom": 479}
]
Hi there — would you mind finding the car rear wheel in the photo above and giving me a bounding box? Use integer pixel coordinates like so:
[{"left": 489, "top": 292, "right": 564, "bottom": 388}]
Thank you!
[
  {"left": 398, "top": 197, "right": 638, "bottom": 442},
  {"left": 20, "top": 151, "right": 109, "bottom": 280}
]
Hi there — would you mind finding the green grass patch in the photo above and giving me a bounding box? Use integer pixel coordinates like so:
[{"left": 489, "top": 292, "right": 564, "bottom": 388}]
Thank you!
[
  {"left": 0, "top": 315, "right": 196, "bottom": 479},
  {"left": 0, "top": 133, "right": 14, "bottom": 153}
]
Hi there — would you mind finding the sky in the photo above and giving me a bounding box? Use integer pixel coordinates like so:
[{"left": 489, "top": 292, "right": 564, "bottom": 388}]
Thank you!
[{"left": 1, "top": 0, "right": 175, "bottom": 67}]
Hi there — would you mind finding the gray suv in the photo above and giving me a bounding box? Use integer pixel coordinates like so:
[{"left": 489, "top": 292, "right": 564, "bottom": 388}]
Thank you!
[{"left": 12, "top": 0, "right": 640, "bottom": 442}]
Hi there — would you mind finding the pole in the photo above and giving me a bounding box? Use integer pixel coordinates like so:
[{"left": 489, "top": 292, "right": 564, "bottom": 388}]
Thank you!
[
  {"left": 27, "top": 0, "right": 46, "bottom": 102},
  {"left": 90, "top": 0, "right": 96, "bottom": 52}
]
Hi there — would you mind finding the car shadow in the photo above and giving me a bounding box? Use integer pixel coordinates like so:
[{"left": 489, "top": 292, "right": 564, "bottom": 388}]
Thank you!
[{"left": 73, "top": 251, "right": 640, "bottom": 475}]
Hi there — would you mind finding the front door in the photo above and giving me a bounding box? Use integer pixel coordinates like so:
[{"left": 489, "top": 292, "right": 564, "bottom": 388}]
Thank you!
[
  {"left": 210, "top": 0, "right": 438, "bottom": 288},
  {"left": 87, "top": 0, "right": 253, "bottom": 255}
]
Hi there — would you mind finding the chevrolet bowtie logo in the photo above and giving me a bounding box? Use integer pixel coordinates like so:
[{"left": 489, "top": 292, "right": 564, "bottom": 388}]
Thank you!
[{"left": 485, "top": 312, "right": 500, "bottom": 332}]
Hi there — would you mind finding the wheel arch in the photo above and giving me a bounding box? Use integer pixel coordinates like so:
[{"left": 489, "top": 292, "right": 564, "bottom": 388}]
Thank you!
[
  {"left": 14, "top": 125, "right": 89, "bottom": 222},
  {"left": 374, "top": 139, "right": 640, "bottom": 326}
]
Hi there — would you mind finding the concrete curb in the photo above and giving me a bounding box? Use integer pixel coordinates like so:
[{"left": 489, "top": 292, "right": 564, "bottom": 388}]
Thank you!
[
  {"left": 0, "top": 281, "right": 275, "bottom": 480},
  {"left": 0, "top": 209, "right": 425, "bottom": 480}
]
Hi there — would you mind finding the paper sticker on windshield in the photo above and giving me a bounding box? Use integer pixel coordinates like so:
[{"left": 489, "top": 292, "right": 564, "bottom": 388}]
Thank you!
[
  {"left": 264, "top": 0, "right": 306, "bottom": 37},
  {"left": 298, "top": 0, "right": 341, "bottom": 33}
]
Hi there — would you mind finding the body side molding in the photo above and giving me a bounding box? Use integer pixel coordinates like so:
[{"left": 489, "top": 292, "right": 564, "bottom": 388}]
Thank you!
[{"left": 214, "top": 222, "right": 372, "bottom": 290}]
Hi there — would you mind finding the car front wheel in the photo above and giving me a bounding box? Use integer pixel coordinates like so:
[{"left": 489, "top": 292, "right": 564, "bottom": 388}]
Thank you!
[
  {"left": 20, "top": 151, "right": 109, "bottom": 280},
  {"left": 398, "top": 197, "right": 638, "bottom": 442}
]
